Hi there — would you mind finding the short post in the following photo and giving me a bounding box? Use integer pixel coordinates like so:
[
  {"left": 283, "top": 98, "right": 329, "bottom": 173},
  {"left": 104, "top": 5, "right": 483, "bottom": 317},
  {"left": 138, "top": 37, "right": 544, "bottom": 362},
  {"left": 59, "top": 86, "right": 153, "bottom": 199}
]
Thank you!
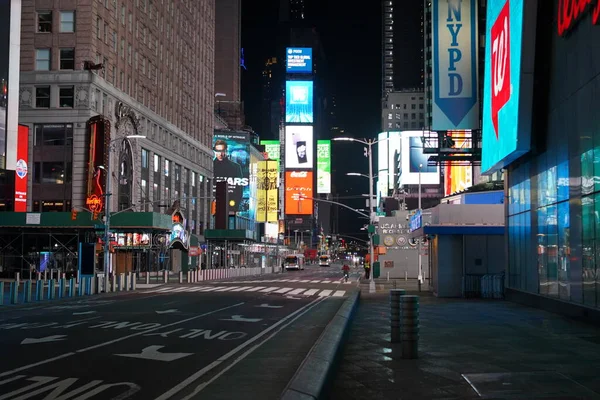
[
  {"left": 36, "top": 280, "right": 44, "bottom": 300},
  {"left": 405, "top": 271, "right": 408, "bottom": 281},
  {"left": 187, "top": 271, "right": 191, "bottom": 283},
  {"left": 131, "top": 275, "right": 137, "bottom": 291},
  {"left": 24, "top": 280, "right": 32, "bottom": 303},
  {"left": 9, "top": 281, "right": 18, "bottom": 304},
  {"left": 387, "top": 271, "right": 390, "bottom": 281},
  {"left": 124, "top": 273, "right": 130, "bottom": 291},
  {"left": 36, "top": 272, "right": 41, "bottom": 281},
  {"left": 118, "top": 273, "right": 125, "bottom": 291},
  {"left": 48, "top": 279, "right": 56, "bottom": 300},
  {"left": 0, "top": 282, "right": 4, "bottom": 305},
  {"left": 15, "top": 272, "right": 20, "bottom": 285},
  {"left": 163, "top": 270, "right": 168, "bottom": 283},
  {"left": 179, "top": 271, "right": 183, "bottom": 284},
  {"left": 78, "top": 277, "right": 84, "bottom": 296},
  {"left": 58, "top": 278, "right": 65, "bottom": 299},
  {"left": 90, "top": 276, "right": 96, "bottom": 295},
  {"left": 68, "top": 278, "right": 75, "bottom": 297},
  {"left": 111, "top": 274, "right": 117, "bottom": 292},
  {"left": 43, "top": 270, "right": 48, "bottom": 281},
  {"left": 400, "top": 295, "right": 420, "bottom": 359},
  {"left": 145, "top": 272, "right": 150, "bottom": 285},
  {"left": 390, "top": 289, "right": 405, "bottom": 343}
]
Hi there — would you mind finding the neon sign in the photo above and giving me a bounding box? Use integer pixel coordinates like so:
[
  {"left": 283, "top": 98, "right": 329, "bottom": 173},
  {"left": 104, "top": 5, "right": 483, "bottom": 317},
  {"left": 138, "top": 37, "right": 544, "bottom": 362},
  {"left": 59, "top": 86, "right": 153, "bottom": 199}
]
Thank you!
[
  {"left": 491, "top": 0, "right": 511, "bottom": 138},
  {"left": 557, "top": 0, "right": 600, "bottom": 37},
  {"left": 86, "top": 194, "right": 103, "bottom": 213}
]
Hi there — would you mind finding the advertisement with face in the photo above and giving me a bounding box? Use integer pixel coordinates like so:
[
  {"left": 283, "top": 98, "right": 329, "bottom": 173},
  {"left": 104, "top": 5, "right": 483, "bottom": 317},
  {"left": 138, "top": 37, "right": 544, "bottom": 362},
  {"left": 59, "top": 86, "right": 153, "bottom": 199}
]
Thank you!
[
  {"left": 213, "top": 133, "right": 250, "bottom": 213},
  {"left": 285, "top": 170, "right": 313, "bottom": 216},
  {"left": 286, "top": 81, "right": 313, "bottom": 123},
  {"left": 285, "top": 126, "right": 313, "bottom": 169},
  {"left": 400, "top": 131, "right": 440, "bottom": 185},
  {"left": 256, "top": 160, "right": 279, "bottom": 222}
]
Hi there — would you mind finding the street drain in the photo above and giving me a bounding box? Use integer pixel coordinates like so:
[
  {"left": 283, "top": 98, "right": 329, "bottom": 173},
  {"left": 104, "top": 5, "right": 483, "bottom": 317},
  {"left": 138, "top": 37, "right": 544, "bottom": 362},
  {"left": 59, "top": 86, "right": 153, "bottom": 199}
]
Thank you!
[{"left": 461, "top": 371, "right": 599, "bottom": 398}]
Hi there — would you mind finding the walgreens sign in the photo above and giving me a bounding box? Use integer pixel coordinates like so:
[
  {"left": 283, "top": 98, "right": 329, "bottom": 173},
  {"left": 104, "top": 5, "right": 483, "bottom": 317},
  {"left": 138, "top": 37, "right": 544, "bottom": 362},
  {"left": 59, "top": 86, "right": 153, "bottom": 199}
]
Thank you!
[{"left": 557, "top": 0, "right": 600, "bottom": 36}]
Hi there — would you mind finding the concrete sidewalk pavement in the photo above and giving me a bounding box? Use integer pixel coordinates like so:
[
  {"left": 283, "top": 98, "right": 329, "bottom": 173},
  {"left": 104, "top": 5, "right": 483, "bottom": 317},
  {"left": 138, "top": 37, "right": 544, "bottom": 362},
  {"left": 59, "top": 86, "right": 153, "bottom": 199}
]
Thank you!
[{"left": 328, "top": 291, "right": 600, "bottom": 400}]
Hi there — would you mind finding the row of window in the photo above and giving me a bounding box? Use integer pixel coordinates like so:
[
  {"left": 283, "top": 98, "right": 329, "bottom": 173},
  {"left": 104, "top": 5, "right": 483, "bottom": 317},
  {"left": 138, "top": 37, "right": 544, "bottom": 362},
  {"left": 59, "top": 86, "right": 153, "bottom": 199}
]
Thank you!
[
  {"left": 390, "top": 103, "right": 423, "bottom": 110},
  {"left": 34, "top": 86, "right": 75, "bottom": 108},
  {"left": 388, "top": 113, "right": 424, "bottom": 120},
  {"left": 35, "top": 48, "right": 74, "bottom": 71},
  {"left": 36, "top": 11, "right": 75, "bottom": 33},
  {"left": 386, "top": 121, "right": 424, "bottom": 130}
]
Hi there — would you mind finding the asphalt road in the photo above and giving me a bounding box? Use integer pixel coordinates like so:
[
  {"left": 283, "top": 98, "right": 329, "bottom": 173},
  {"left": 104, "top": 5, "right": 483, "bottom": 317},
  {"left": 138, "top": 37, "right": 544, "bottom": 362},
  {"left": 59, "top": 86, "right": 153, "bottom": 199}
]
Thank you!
[{"left": 0, "top": 264, "right": 359, "bottom": 399}]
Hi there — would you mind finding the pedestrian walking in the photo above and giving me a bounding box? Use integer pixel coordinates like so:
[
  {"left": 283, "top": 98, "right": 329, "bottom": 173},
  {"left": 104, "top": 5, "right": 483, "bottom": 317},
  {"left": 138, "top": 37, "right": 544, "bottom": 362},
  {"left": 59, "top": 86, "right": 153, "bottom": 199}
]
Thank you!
[{"left": 364, "top": 262, "right": 371, "bottom": 279}]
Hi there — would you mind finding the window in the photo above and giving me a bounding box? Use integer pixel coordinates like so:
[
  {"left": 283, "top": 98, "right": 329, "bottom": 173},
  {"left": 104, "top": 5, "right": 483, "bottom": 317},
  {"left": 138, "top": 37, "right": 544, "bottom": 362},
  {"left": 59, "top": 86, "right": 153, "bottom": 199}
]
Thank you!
[
  {"left": 35, "top": 87, "right": 51, "bottom": 108},
  {"left": 96, "top": 17, "right": 101, "bottom": 38},
  {"left": 121, "top": 5, "right": 126, "bottom": 24},
  {"left": 113, "top": 32, "right": 118, "bottom": 51},
  {"left": 60, "top": 11, "right": 75, "bottom": 32},
  {"left": 37, "top": 11, "right": 52, "bottom": 33},
  {"left": 164, "top": 159, "right": 170, "bottom": 176},
  {"left": 120, "top": 71, "right": 124, "bottom": 90},
  {"left": 129, "top": 13, "right": 133, "bottom": 32},
  {"left": 59, "top": 87, "right": 74, "bottom": 108},
  {"left": 128, "top": 44, "right": 132, "bottom": 64},
  {"left": 35, "top": 49, "right": 51, "bottom": 70},
  {"left": 59, "top": 48, "right": 75, "bottom": 70},
  {"left": 34, "top": 124, "right": 74, "bottom": 146},
  {"left": 120, "top": 39, "right": 125, "bottom": 58},
  {"left": 104, "top": 23, "right": 109, "bottom": 43},
  {"left": 411, "top": 104, "right": 416, "bottom": 110},
  {"left": 141, "top": 149, "right": 149, "bottom": 169}
]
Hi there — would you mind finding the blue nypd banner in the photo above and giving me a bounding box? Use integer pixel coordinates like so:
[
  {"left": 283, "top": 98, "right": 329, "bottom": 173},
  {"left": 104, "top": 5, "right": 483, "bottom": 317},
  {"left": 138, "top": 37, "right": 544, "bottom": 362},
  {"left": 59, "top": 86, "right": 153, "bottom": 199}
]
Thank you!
[{"left": 431, "top": 0, "right": 479, "bottom": 130}]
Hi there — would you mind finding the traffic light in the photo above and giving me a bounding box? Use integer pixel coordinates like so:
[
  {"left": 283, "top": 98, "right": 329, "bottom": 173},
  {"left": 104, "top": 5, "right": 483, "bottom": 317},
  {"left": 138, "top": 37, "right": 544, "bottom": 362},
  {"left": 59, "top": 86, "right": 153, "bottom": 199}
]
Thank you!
[{"left": 71, "top": 209, "right": 77, "bottom": 220}]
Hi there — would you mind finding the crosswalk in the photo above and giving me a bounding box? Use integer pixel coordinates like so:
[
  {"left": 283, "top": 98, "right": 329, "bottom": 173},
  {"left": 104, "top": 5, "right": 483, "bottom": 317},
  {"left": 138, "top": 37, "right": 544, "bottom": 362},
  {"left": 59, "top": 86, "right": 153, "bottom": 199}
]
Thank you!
[
  {"left": 217, "top": 278, "right": 357, "bottom": 285},
  {"left": 147, "top": 285, "right": 348, "bottom": 298}
]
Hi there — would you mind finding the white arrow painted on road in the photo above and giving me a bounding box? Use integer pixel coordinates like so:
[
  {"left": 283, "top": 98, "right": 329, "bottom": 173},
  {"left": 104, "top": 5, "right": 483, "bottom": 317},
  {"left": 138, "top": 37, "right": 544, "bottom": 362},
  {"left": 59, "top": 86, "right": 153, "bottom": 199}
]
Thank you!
[
  {"left": 115, "top": 345, "right": 193, "bottom": 362},
  {"left": 155, "top": 309, "right": 179, "bottom": 314},
  {"left": 285, "top": 296, "right": 302, "bottom": 300},
  {"left": 255, "top": 304, "right": 283, "bottom": 309},
  {"left": 21, "top": 335, "right": 67, "bottom": 345},
  {"left": 220, "top": 315, "right": 263, "bottom": 323},
  {"left": 72, "top": 310, "right": 97, "bottom": 315}
]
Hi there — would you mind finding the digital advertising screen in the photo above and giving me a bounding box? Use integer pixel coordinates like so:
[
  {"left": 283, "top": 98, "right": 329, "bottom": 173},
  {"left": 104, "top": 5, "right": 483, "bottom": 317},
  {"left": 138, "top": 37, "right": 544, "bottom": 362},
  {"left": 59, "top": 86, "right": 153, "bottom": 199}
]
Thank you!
[
  {"left": 213, "top": 133, "right": 250, "bottom": 214},
  {"left": 0, "top": 0, "right": 11, "bottom": 168},
  {"left": 400, "top": 131, "right": 440, "bottom": 185},
  {"left": 285, "top": 170, "right": 313, "bottom": 216},
  {"left": 316, "top": 140, "right": 331, "bottom": 194},
  {"left": 285, "top": 80, "right": 313, "bottom": 123},
  {"left": 444, "top": 131, "right": 473, "bottom": 196},
  {"left": 482, "top": 0, "right": 531, "bottom": 174},
  {"left": 256, "top": 160, "right": 279, "bottom": 223},
  {"left": 286, "top": 47, "right": 312, "bottom": 74},
  {"left": 260, "top": 140, "right": 280, "bottom": 161},
  {"left": 285, "top": 125, "right": 313, "bottom": 169}
]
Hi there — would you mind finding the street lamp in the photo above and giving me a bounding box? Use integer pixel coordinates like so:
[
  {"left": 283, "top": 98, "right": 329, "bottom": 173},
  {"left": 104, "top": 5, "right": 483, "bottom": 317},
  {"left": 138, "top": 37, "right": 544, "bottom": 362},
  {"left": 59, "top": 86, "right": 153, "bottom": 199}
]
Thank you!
[
  {"left": 100, "top": 135, "right": 145, "bottom": 281},
  {"left": 418, "top": 163, "right": 423, "bottom": 290},
  {"left": 333, "top": 136, "right": 392, "bottom": 293}
]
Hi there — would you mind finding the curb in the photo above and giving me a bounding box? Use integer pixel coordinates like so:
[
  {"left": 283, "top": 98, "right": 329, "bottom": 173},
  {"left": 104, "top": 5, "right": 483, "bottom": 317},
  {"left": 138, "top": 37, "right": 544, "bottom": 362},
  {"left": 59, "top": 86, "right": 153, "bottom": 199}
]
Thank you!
[{"left": 280, "top": 290, "right": 361, "bottom": 400}]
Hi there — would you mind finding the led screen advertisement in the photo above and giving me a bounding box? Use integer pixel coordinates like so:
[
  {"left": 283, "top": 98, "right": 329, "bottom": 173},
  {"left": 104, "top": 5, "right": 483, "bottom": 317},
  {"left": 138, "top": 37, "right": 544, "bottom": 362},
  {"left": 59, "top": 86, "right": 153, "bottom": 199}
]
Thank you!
[
  {"left": 260, "top": 140, "right": 280, "bottom": 161},
  {"left": 400, "top": 131, "right": 440, "bottom": 185},
  {"left": 286, "top": 47, "right": 312, "bottom": 73},
  {"left": 444, "top": 131, "right": 473, "bottom": 196},
  {"left": 316, "top": 140, "right": 331, "bottom": 194},
  {"left": 482, "top": 0, "right": 532, "bottom": 174},
  {"left": 285, "top": 170, "right": 313, "bottom": 215},
  {"left": 256, "top": 160, "right": 279, "bottom": 222},
  {"left": 213, "top": 133, "right": 250, "bottom": 214},
  {"left": 13, "top": 124, "right": 28, "bottom": 211},
  {"left": 0, "top": 0, "right": 10, "bottom": 168},
  {"left": 431, "top": 0, "right": 479, "bottom": 130},
  {"left": 286, "top": 81, "right": 313, "bottom": 123},
  {"left": 285, "top": 125, "right": 313, "bottom": 169}
]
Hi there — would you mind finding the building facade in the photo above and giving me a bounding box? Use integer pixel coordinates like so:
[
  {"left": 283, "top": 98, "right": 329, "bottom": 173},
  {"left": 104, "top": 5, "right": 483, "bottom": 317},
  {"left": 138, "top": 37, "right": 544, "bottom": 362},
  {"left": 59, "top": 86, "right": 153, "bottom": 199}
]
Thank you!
[{"left": 381, "top": 90, "right": 425, "bottom": 132}]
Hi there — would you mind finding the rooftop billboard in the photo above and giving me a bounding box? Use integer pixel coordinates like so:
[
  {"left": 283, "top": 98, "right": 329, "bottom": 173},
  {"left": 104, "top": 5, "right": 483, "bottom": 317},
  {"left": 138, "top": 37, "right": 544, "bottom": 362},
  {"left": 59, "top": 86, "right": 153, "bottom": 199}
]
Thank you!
[
  {"left": 286, "top": 47, "right": 312, "bottom": 73},
  {"left": 285, "top": 80, "right": 313, "bottom": 123}
]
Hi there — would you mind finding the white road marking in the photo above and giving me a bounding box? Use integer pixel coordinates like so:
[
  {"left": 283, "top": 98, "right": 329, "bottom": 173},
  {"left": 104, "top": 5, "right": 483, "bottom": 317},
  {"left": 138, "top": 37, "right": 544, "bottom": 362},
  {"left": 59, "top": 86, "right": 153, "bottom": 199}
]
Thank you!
[
  {"left": 310, "top": 280, "right": 321, "bottom": 283},
  {"left": 287, "top": 288, "right": 306, "bottom": 295},
  {"left": 274, "top": 288, "right": 294, "bottom": 294},
  {"left": 320, "top": 280, "right": 332, "bottom": 283},
  {"left": 200, "top": 287, "right": 226, "bottom": 292},
  {"left": 318, "top": 290, "right": 333, "bottom": 297},
  {"left": 213, "top": 287, "right": 239, "bottom": 292},
  {"left": 230, "top": 287, "right": 252, "bottom": 292},
  {"left": 300, "top": 280, "right": 311, "bottom": 283},
  {"left": 244, "top": 286, "right": 266, "bottom": 292},
  {"left": 302, "top": 289, "right": 319, "bottom": 296},
  {"left": 332, "top": 290, "right": 346, "bottom": 297},
  {"left": 259, "top": 287, "right": 279, "bottom": 293}
]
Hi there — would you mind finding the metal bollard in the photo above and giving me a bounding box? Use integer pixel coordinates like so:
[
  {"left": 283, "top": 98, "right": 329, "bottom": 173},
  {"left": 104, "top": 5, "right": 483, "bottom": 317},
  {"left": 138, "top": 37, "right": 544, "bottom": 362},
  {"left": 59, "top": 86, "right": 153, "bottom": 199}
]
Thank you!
[
  {"left": 68, "top": 278, "right": 75, "bottom": 297},
  {"left": 400, "top": 295, "right": 420, "bottom": 359},
  {"left": 78, "top": 278, "right": 84, "bottom": 296},
  {"left": 390, "top": 289, "right": 406, "bottom": 343},
  {"left": 90, "top": 276, "right": 96, "bottom": 295},
  {"left": 9, "top": 281, "right": 18, "bottom": 304},
  {"left": 15, "top": 272, "right": 20, "bottom": 285},
  {"left": 58, "top": 278, "right": 65, "bottom": 299},
  {"left": 24, "top": 280, "right": 32, "bottom": 303},
  {"left": 178, "top": 271, "right": 183, "bottom": 284},
  {"left": 48, "top": 279, "right": 56, "bottom": 300},
  {"left": 131, "top": 275, "right": 137, "bottom": 291},
  {"left": 124, "top": 273, "right": 130, "bottom": 291},
  {"left": 0, "top": 281, "right": 4, "bottom": 305},
  {"left": 163, "top": 270, "right": 168, "bottom": 283},
  {"left": 145, "top": 272, "right": 150, "bottom": 285},
  {"left": 111, "top": 274, "right": 117, "bottom": 292},
  {"left": 118, "top": 273, "right": 124, "bottom": 291},
  {"left": 43, "top": 270, "right": 48, "bottom": 281},
  {"left": 36, "top": 280, "right": 44, "bottom": 300},
  {"left": 187, "top": 271, "right": 191, "bottom": 283},
  {"left": 36, "top": 272, "right": 42, "bottom": 281}
]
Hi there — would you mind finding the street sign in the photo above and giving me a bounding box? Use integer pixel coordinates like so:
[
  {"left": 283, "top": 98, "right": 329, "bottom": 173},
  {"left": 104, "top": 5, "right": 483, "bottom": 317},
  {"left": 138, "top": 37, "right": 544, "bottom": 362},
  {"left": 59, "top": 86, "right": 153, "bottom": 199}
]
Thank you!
[
  {"left": 94, "top": 224, "right": 106, "bottom": 230},
  {"left": 376, "top": 212, "right": 386, "bottom": 216}
]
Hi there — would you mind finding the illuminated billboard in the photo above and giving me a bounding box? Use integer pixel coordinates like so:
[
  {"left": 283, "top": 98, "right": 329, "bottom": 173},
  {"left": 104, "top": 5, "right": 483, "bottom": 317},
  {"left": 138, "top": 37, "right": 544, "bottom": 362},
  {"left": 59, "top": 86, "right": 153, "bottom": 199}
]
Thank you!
[
  {"left": 400, "top": 131, "right": 440, "bottom": 185},
  {"left": 431, "top": 0, "right": 479, "bottom": 130},
  {"left": 482, "top": 0, "right": 532, "bottom": 174},
  {"left": 285, "top": 170, "right": 313, "bottom": 215},
  {"left": 285, "top": 125, "right": 313, "bottom": 169},
  {"left": 86, "top": 117, "right": 111, "bottom": 218},
  {"left": 256, "top": 160, "right": 279, "bottom": 222},
  {"left": 213, "top": 133, "right": 250, "bottom": 214},
  {"left": 285, "top": 81, "right": 313, "bottom": 123},
  {"left": 13, "top": 125, "right": 28, "bottom": 211},
  {"left": 260, "top": 140, "right": 280, "bottom": 161},
  {"left": 316, "top": 140, "right": 331, "bottom": 194},
  {"left": 286, "top": 47, "right": 312, "bottom": 73},
  {"left": 444, "top": 131, "right": 473, "bottom": 196},
  {"left": 377, "top": 131, "right": 402, "bottom": 196}
]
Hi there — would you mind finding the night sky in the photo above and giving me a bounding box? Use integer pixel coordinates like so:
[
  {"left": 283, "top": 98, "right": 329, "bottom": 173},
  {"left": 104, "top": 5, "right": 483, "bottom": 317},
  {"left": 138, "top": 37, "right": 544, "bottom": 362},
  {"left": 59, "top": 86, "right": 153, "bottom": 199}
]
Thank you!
[{"left": 241, "top": 0, "right": 381, "bottom": 239}]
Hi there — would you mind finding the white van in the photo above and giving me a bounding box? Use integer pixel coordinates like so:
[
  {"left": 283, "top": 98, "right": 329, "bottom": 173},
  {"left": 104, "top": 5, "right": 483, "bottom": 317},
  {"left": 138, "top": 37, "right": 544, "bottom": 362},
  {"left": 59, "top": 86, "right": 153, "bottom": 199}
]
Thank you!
[
  {"left": 319, "top": 255, "right": 330, "bottom": 267},
  {"left": 284, "top": 254, "right": 305, "bottom": 270}
]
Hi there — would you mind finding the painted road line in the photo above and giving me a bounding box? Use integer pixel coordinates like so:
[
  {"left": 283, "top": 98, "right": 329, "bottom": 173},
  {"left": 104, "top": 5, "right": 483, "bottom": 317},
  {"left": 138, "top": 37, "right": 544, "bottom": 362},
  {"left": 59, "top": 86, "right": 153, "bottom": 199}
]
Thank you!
[
  {"left": 332, "top": 290, "right": 346, "bottom": 297},
  {"left": 287, "top": 288, "right": 306, "bottom": 295},
  {"left": 300, "top": 280, "right": 311, "bottom": 283},
  {"left": 213, "top": 287, "right": 239, "bottom": 292},
  {"left": 156, "top": 297, "right": 327, "bottom": 400},
  {"left": 274, "top": 288, "right": 294, "bottom": 294},
  {"left": 318, "top": 289, "right": 333, "bottom": 297},
  {"left": 0, "top": 302, "right": 245, "bottom": 379},
  {"left": 310, "top": 280, "right": 321, "bottom": 283},
  {"left": 259, "top": 287, "right": 279, "bottom": 293},
  {"left": 302, "top": 289, "right": 319, "bottom": 296},
  {"left": 230, "top": 287, "right": 252, "bottom": 292},
  {"left": 320, "top": 280, "right": 333, "bottom": 283},
  {"left": 200, "top": 287, "right": 227, "bottom": 292},
  {"left": 244, "top": 286, "right": 266, "bottom": 292}
]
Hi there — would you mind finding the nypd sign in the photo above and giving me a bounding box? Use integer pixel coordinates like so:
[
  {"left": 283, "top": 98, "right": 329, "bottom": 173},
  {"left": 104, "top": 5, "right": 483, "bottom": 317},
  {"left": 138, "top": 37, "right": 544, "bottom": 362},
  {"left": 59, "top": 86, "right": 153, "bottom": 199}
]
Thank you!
[{"left": 432, "top": 0, "right": 479, "bottom": 130}]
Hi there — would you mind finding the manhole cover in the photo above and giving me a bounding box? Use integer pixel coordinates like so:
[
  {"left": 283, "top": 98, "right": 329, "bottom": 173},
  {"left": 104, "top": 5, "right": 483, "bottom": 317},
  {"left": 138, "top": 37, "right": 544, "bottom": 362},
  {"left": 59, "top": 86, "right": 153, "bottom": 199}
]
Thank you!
[{"left": 462, "top": 371, "right": 599, "bottom": 399}]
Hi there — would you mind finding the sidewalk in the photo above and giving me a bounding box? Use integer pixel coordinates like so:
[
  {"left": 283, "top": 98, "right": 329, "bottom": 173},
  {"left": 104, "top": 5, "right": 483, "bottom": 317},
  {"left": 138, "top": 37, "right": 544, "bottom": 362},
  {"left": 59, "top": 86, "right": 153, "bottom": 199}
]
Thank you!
[{"left": 328, "top": 289, "right": 600, "bottom": 400}]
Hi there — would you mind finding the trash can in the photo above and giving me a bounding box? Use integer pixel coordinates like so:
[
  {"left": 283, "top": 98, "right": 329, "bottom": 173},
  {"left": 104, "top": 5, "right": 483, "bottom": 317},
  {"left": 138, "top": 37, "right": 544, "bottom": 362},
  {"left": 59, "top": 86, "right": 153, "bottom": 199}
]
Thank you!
[{"left": 373, "top": 261, "right": 381, "bottom": 279}]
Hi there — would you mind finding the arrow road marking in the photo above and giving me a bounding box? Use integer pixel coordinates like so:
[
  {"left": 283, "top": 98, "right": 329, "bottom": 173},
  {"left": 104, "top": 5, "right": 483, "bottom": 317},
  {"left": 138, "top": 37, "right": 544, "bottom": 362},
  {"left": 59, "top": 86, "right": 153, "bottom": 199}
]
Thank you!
[
  {"left": 284, "top": 296, "right": 302, "bottom": 300},
  {"left": 156, "top": 309, "right": 179, "bottom": 314},
  {"left": 255, "top": 304, "right": 283, "bottom": 309},
  {"left": 21, "top": 335, "right": 67, "bottom": 345},
  {"left": 220, "top": 315, "right": 262, "bottom": 323},
  {"left": 72, "top": 311, "right": 97, "bottom": 315},
  {"left": 115, "top": 345, "right": 193, "bottom": 362}
]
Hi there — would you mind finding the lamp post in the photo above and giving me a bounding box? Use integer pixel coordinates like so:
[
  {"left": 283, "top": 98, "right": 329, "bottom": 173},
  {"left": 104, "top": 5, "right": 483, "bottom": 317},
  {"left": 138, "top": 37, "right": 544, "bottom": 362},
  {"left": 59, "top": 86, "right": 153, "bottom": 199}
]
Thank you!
[
  {"left": 101, "top": 135, "right": 145, "bottom": 282},
  {"left": 418, "top": 163, "right": 423, "bottom": 291}
]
